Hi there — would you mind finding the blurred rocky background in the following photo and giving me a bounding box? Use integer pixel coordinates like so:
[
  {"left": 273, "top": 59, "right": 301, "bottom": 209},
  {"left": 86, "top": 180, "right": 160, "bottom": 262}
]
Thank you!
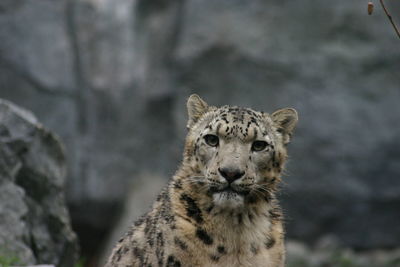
[{"left": 1, "top": 0, "right": 400, "bottom": 266}]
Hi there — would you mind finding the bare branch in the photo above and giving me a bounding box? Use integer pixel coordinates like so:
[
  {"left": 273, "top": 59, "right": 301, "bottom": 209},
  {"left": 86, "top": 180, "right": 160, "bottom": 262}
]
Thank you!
[{"left": 379, "top": 0, "right": 400, "bottom": 39}]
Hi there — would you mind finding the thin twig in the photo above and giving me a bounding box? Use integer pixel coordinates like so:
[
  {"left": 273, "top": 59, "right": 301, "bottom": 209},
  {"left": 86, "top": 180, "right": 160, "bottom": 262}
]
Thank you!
[{"left": 379, "top": 0, "right": 400, "bottom": 39}]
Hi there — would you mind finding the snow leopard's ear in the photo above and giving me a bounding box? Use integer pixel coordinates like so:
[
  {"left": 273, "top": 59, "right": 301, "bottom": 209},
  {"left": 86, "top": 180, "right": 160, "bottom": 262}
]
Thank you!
[
  {"left": 187, "top": 94, "right": 209, "bottom": 129},
  {"left": 271, "top": 108, "right": 298, "bottom": 144}
]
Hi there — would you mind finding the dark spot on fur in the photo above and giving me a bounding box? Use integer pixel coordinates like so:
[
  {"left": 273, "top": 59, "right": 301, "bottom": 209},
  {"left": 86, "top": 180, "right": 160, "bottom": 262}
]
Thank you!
[
  {"left": 173, "top": 179, "right": 183, "bottom": 189},
  {"left": 217, "top": 246, "right": 226, "bottom": 254},
  {"left": 132, "top": 246, "right": 145, "bottom": 265},
  {"left": 180, "top": 193, "right": 203, "bottom": 224},
  {"left": 237, "top": 213, "right": 243, "bottom": 224},
  {"left": 210, "top": 255, "right": 220, "bottom": 262},
  {"left": 196, "top": 228, "right": 213, "bottom": 245},
  {"left": 134, "top": 216, "right": 145, "bottom": 227},
  {"left": 144, "top": 217, "right": 155, "bottom": 247},
  {"left": 206, "top": 204, "right": 214, "bottom": 213},
  {"left": 166, "top": 255, "right": 181, "bottom": 267},
  {"left": 156, "top": 232, "right": 164, "bottom": 266},
  {"left": 249, "top": 213, "right": 254, "bottom": 224},
  {"left": 265, "top": 236, "right": 276, "bottom": 249},
  {"left": 216, "top": 123, "right": 222, "bottom": 133},
  {"left": 113, "top": 247, "right": 123, "bottom": 262},
  {"left": 174, "top": 236, "right": 188, "bottom": 251},
  {"left": 251, "top": 243, "right": 259, "bottom": 255}
]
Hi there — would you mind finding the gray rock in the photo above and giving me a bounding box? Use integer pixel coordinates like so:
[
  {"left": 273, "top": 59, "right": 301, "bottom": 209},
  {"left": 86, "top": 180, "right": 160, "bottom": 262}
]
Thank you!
[
  {"left": 0, "top": 99, "right": 78, "bottom": 266},
  {"left": 286, "top": 239, "right": 400, "bottom": 267},
  {"left": 0, "top": 0, "right": 75, "bottom": 91}
]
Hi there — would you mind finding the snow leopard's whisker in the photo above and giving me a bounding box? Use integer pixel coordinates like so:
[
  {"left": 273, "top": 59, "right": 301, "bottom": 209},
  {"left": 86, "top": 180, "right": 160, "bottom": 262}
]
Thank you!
[
  {"left": 251, "top": 188, "right": 265, "bottom": 199},
  {"left": 252, "top": 185, "right": 273, "bottom": 199},
  {"left": 186, "top": 176, "right": 217, "bottom": 192},
  {"left": 255, "top": 184, "right": 273, "bottom": 194}
]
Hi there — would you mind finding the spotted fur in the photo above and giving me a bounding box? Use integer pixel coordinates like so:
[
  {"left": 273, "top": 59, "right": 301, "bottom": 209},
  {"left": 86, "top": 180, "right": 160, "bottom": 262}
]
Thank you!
[{"left": 105, "top": 94, "right": 298, "bottom": 267}]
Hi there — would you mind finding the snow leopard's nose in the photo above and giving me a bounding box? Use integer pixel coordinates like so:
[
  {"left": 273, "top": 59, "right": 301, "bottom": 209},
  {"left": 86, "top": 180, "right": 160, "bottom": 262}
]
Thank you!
[{"left": 218, "top": 167, "right": 245, "bottom": 184}]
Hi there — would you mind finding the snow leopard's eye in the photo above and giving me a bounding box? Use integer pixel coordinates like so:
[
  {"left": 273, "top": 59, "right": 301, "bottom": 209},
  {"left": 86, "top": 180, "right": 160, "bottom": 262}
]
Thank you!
[
  {"left": 204, "top": 134, "right": 219, "bottom": 147},
  {"left": 251, "top": 140, "right": 268, "bottom": 152}
]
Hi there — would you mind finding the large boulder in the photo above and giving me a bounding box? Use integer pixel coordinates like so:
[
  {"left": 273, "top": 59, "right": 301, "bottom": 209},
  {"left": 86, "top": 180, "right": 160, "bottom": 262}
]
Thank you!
[{"left": 0, "top": 99, "right": 78, "bottom": 266}]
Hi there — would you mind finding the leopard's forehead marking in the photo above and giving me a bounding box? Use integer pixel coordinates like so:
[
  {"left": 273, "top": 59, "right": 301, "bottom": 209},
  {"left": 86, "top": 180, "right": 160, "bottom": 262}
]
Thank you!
[{"left": 205, "top": 105, "right": 271, "bottom": 142}]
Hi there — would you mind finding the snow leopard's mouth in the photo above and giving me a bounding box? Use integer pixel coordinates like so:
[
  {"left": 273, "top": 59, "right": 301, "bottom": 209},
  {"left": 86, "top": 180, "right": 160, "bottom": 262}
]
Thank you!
[{"left": 210, "top": 185, "right": 250, "bottom": 196}]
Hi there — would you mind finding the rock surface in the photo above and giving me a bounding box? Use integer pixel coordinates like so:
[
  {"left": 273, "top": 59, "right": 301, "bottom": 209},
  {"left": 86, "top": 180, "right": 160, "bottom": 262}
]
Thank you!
[
  {"left": 0, "top": 0, "right": 399, "bottom": 257},
  {"left": 0, "top": 99, "right": 78, "bottom": 266},
  {"left": 286, "top": 238, "right": 400, "bottom": 267}
]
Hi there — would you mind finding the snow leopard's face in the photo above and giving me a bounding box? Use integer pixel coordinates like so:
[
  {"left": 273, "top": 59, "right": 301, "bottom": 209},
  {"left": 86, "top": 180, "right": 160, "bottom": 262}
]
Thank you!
[{"left": 185, "top": 95, "right": 298, "bottom": 208}]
